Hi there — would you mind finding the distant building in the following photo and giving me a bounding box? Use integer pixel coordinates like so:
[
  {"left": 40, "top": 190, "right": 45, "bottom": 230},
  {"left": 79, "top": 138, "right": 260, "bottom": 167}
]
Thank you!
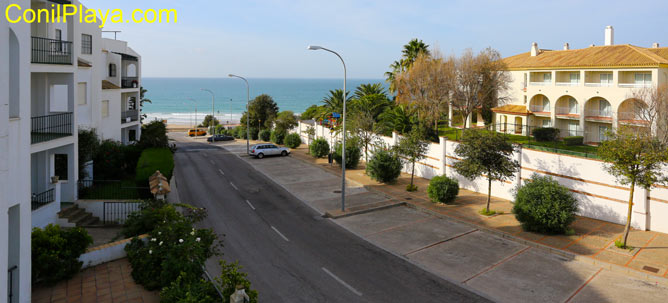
[
  {"left": 492, "top": 26, "right": 667, "bottom": 144},
  {"left": 0, "top": 0, "right": 142, "bottom": 301}
]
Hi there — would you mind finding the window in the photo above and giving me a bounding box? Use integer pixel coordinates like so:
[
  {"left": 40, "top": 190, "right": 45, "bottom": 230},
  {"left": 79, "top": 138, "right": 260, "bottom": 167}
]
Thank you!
[
  {"left": 55, "top": 29, "right": 62, "bottom": 52},
  {"left": 543, "top": 73, "right": 551, "bottom": 83},
  {"left": 54, "top": 154, "right": 68, "bottom": 181},
  {"left": 101, "top": 100, "right": 109, "bottom": 117},
  {"left": 635, "top": 73, "right": 652, "bottom": 86},
  {"left": 569, "top": 72, "right": 580, "bottom": 84},
  {"left": 599, "top": 99, "right": 611, "bottom": 116},
  {"left": 81, "top": 34, "right": 92, "bottom": 54},
  {"left": 77, "top": 83, "right": 87, "bottom": 105},
  {"left": 568, "top": 98, "right": 578, "bottom": 114},
  {"left": 129, "top": 129, "right": 137, "bottom": 142},
  {"left": 109, "top": 64, "right": 117, "bottom": 77},
  {"left": 600, "top": 73, "right": 613, "bottom": 85},
  {"left": 599, "top": 126, "right": 610, "bottom": 141},
  {"left": 568, "top": 121, "right": 578, "bottom": 137},
  {"left": 542, "top": 119, "right": 551, "bottom": 127},
  {"left": 542, "top": 97, "right": 550, "bottom": 111},
  {"left": 523, "top": 73, "right": 527, "bottom": 88}
]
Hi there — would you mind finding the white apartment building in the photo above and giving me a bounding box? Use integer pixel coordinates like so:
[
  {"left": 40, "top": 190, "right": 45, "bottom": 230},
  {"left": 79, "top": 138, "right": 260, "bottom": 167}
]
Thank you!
[
  {"left": 492, "top": 26, "right": 668, "bottom": 143},
  {"left": 1, "top": 0, "right": 141, "bottom": 301}
]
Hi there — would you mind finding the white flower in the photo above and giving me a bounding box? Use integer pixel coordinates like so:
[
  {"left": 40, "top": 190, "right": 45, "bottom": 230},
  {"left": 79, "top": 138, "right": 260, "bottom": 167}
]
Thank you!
[
  {"left": 151, "top": 238, "right": 156, "bottom": 242},
  {"left": 149, "top": 250, "right": 152, "bottom": 254},
  {"left": 179, "top": 239, "right": 184, "bottom": 243},
  {"left": 158, "top": 232, "right": 162, "bottom": 235},
  {"left": 195, "top": 237, "right": 201, "bottom": 242},
  {"left": 190, "top": 231, "right": 195, "bottom": 236},
  {"left": 159, "top": 241, "right": 163, "bottom": 246}
]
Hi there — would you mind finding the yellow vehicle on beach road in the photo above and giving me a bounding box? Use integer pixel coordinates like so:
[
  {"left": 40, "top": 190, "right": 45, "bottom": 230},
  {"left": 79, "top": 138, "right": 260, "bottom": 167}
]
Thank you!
[{"left": 188, "top": 129, "right": 207, "bottom": 137}]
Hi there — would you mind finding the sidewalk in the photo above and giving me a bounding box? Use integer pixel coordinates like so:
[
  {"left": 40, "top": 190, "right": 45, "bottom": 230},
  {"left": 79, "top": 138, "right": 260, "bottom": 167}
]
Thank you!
[{"left": 289, "top": 145, "right": 668, "bottom": 280}]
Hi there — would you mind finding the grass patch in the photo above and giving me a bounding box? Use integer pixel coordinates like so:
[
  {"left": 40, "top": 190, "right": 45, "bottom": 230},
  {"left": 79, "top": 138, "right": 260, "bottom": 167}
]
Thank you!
[
  {"left": 478, "top": 208, "right": 502, "bottom": 216},
  {"left": 614, "top": 239, "right": 634, "bottom": 250},
  {"left": 78, "top": 178, "right": 151, "bottom": 200},
  {"left": 406, "top": 184, "right": 418, "bottom": 192},
  {"left": 135, "top": 148, "right": 174, "bottom": 184}
]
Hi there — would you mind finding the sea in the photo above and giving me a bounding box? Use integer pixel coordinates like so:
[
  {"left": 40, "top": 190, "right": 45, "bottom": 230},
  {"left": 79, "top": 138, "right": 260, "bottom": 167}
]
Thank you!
[{"left": 141, "top": 78, "right": 387, "bottom": 126}]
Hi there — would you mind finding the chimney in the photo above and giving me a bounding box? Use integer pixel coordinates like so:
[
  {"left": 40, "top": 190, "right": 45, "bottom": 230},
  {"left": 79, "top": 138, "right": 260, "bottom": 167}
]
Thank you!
[
  {"left": 605, "top": 25, "right": 614, "bottom": 46},
  {"left": 530, "top": 42, "right": 538, "bottom": 56},
  {"left": 652, "top": 42, "right": 660, "bottom": 48},
  {"left": 563, "top": 43, "right": 570, "bottom": 50},
  {"left": 589, "top": 44, "right": 596, "bottom": 47}
]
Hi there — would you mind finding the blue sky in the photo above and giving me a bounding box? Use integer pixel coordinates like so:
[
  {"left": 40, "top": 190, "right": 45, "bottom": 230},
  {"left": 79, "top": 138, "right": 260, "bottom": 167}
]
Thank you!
[{"left": 85, "top": 0, "right": 668, "bottom": 79}]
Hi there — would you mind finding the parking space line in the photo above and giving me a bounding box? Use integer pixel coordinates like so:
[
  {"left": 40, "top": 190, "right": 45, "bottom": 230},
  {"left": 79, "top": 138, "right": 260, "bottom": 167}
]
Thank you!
[
  {"left": 210, "top": 159, "right": 215, "bottom": 165},
  {"left": 271, "top": 226, "right": 289, "bottom": 242},
  {"left": 245, "top": 199, "right": 256, "bottom": 210},
  {"left": 230, "top": 182, "right": 238, "bottom": 191},
  {"left": 564, "top": 268, "right": 603, "bottom": 303},
  {"left": 218, "top": 169, "right": 225, "bottom": 175},
  {"left": 462, "top": 246, "right": 530, "bottom": 284},
  {"left": 321, "top": 267, "right": 363, "bottom": 296},
  {"left": 404, "top": 229, "right": 478, "bottom": 256},
  {"left": 364, "top": 217, "right": 436, "bottom": 237}
]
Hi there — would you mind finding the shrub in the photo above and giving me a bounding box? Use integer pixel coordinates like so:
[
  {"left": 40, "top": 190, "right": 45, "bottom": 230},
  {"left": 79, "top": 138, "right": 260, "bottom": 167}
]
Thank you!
[
  {"left": 270, "top": 129, "right": 287, "bottom": 145},
  {"left": 217, "top": 260, "right": 258, "bottom": 303},
  {"left": 249, "top": 127, "right": 259, "bottom": 140},
  {"left": 532, "top": 127, "right": 560, "bottom": 142},
  {"left": 232, "top": 127, "right": 241, "bottom": 139},
  {"left": 512, "top": 174, "right": 578, "bottom": 234},
  {"left": 93, "top": 140, "right": 127, "bottom": 180},
  {"left": 366, "top": 149, "right": 402, "bottom": 183},
  {"left": 309, "top": 138, "right": 330, "bottom": 158},
  {"left": 285, "top": 133, "right": 302, "bottom": 148},
  {"left": 135, "top": 148, "right": 174, "bottom": 184},
  {"left": 563, "top": 136, "right": 584, "bottom": 146},
  {"left": 259, "top": 129, "right": 271, "bottom": 141},
  {"left": 139, "top": 120, "right": 169, "bottom": 149},
  {"left": 32, "top": 224, "right": 93, "bottom": 285},
  {"left": 237, "top": 127, "right": 249, "bottom": 139},
  {"left": 333, "top": 142, "right": 361, "bottom": 169},
  {"left": 120, "top": 200, "right": 182, "bottom": 238},
  {"left": 427, "top": 176, "right": 459, "bottom": 204},
  {"left": 159, "top": 272, "right": 218, "bottom": 303}
]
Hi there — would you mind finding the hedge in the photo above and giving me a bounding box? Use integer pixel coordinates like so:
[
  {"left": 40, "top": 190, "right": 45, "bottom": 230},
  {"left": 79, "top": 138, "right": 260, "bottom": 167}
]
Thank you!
[
  {"left": 135, "top": 148, "right": 174, "bottom": 184},
  {"left": 563, "top": 136, "right": 584, "bottom": 146},
  {"left": 532, "top": 127, "right": 560, "bottom": 142},
  {"left": 309, "top": 138, "right": 329, "bottom": 158},
  {"left": 285, "top": 133, "right": 302, "bottom": 148}
]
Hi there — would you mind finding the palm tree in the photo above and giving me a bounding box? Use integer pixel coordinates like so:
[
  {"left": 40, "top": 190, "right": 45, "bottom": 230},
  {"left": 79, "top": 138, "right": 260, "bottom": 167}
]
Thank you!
[
  {"left": 385, "top": 39, "right": 430, "bottom": 94},
  {"left": 321, "top": 89, "right": 351, "bottom": 115},
  {"left": 139, "top": 86, "right": 152, "bottom": 122},
  {"left": 354, "top": 83, "right": 387, "bottom": 99},
  {"left": 377, "top": 104, "right": 417, "bottom": 135}
]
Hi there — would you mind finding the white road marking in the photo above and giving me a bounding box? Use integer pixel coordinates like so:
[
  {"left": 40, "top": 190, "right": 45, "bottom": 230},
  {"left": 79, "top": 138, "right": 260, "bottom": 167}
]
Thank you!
[
  {"left": 321, "top": 267, "right": 363, "bottom": 296},
  {"left": 245, "top": 199, "right": 256, "bottom": 210},
  {"left": 271, "top": 226, "right": 289, "bottom": 242},
  {"left": 202, "top": 153, "right": 208, "bottom": 157},
  {"left": 210, "top": 159, "right": 215, "bottom": 165},
  {"left": 230, "top": 182, "right": 238, "bottom": 191},
  {"left": 218, "top": 169, "right": 225, "bottom": 175}
]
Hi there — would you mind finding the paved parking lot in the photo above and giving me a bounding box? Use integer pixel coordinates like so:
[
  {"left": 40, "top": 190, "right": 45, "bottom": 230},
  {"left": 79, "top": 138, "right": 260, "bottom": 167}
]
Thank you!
[{"left": 219, "top": 140, "right": 668, "bottom": 303}]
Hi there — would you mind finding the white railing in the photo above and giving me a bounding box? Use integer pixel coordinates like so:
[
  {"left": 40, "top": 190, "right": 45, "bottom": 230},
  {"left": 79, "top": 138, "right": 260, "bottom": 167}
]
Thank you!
[
  {"left": 618, "top": 83, "right": 651, "bottom": 88},
  {"left": 555, "top": 106, "right": 579, "bottom": 116},
  {"left": 529, "top": 81, "right": 551, "bottom": 86},
  {"left": 556, "top": 82, "right": 579, "bottom": 86},
  {"left": 584, "top": 83, "right": 613, "bottom": 87}
]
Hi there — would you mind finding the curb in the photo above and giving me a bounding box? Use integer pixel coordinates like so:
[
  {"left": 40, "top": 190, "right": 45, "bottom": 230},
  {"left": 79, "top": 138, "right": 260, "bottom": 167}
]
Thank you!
[{"left": 324, "top": 201, "right": 406, "bottom": 219}]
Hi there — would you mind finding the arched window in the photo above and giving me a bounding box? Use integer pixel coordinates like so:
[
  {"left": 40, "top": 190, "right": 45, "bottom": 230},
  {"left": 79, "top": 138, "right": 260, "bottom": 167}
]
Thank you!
[{"left": 109, "top": 63, "right": 117, "bottom": 77}]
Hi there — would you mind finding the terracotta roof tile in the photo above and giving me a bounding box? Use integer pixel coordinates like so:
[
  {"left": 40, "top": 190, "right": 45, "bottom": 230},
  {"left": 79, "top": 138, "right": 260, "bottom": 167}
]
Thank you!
[
  {"left": 77, "top": 59, "right": 92, "bottom": 67},
  {"left": 492, "top": 104, "right": 531, "bottom": 116},
  {"left": 102, "top": 80, "right": 120, "bottom": 90}
]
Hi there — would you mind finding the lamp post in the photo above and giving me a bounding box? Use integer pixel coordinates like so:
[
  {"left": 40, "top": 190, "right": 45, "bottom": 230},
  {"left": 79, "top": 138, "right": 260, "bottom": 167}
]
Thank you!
[
  {"left": 228, "top": 74, "right": 250, "bottom": 154},
  {"left": 187, "top": 98, "right": 197, "bottom": 129},
  {"left": 229, "top": 98, "right": 233, "bottom": 127},
  {"left": 200, "top": 88, "right": 215, "bottom": 134},
  {"left": 307, "top": 45, "right": 347, "bottom": 212}
]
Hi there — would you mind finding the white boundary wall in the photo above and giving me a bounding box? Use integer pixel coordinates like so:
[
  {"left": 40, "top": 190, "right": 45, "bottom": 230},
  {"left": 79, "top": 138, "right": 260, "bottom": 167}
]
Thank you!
[{"left": 293, "top": 121, "right": 668, "bottom": 233}]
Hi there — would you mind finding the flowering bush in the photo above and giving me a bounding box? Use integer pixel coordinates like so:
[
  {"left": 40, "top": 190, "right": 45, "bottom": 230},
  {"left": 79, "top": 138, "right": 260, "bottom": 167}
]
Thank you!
[{"left": 159, "top": 272, "right": 219, "bottom": 303}]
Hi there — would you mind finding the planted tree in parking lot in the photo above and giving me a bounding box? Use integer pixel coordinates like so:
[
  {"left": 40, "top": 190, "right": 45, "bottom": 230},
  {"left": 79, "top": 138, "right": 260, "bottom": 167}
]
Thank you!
[
  {"left": 395, "top": 127, "right": 429, "bottom": 191},
  {"left": 454, "top": 129, "right": 519, "bottom": 214},
  {"left": 598, "top": 128, "right": 668, "bottom": 248}
]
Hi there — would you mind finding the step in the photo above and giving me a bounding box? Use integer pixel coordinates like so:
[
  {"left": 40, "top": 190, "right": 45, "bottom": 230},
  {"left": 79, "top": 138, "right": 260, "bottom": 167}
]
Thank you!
[
  {"left": 78, "top": 216, "right": 101, "bottom": 227},
  {"left": 70, "top": 211, "right": 92, "bottom": 225},
  {"left": 57, "top": 205, "right": 80, "bottom": 217}
]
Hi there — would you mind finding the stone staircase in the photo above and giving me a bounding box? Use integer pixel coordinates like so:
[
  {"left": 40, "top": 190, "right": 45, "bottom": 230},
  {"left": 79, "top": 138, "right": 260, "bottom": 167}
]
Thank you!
[{"left": 58, "top": 204, "right": 102, "bottom": 227}]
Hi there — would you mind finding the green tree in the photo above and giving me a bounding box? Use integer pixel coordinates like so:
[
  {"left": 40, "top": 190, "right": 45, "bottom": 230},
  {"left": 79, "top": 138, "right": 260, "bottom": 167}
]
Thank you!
[
  {"left": 77, "top": 128, "right": 99, "bottom": 179},
  {"left": 321, "top": 89, "right": 352, "bottom": 116},
  {"left": 199, "top": 115, "right": 220, "bottom": 128},
  {"left": 598, "top": 128, "right": 668, "bottom": 248},
  {"left": 377, "top": 104, "right": 417, "bottom": 135},
  {"left": 395, "top": 128, "right": 429, "bottom": 191},
  {"left": 453, "top": 129, "right": 519, "bottom": 213},
  {"left": 349, "top": 111, "right": 376, "bottom": 163},
  {"left": 241, "top": 94, "right": 279, "bottom": 130},
  {"left": 354, "top": 83, "right": 387, "bottom": 99},
  {"left": 385, "top": 39, "right": 430, "bottom": 94},
  {"left": 300, "top": 104, "right": 324, "bottom": 120},
  {"left": 274, "top": 111, "right": 298, "bottom": 132}
]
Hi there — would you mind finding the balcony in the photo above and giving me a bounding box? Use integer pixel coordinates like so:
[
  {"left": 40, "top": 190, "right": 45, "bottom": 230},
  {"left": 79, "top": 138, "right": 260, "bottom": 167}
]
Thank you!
[
  {"left": 618, "top": 112, "right": 649, "bottom": 126},
  {"left": 31, "top": 188, "right": 54, "bottom": 211},
  {"left": 31, "top": 112, "right": 73, "bottom": 144},
  {"left": 584, "top": 109, "right": 613, "bottom": 122},
  {"left": 529, "top": 81, "right": 551, "bottom": 86},
  {"left": 31, "top": 36, "right": 72, "bottom": 65},
  {"left": 556, "top": 82, "right": 579, "bottom": 87},
  {"left": 584, "top": 82, "right": 613, "bottom": 87},
  {"left": 529, "top": 105, "right": 550, "bottom": 116},
  {"left": 121, "top": 110, "right": 139, "bottom": 123},
  {"left": 618, "top": 83, "right": 652, "bottom": 88},
  {"left": 121, "top": 77, "right": 139, "bottom": 89},
  {"left": 555, "top": 107, "right": 580, "bottom": 119}
]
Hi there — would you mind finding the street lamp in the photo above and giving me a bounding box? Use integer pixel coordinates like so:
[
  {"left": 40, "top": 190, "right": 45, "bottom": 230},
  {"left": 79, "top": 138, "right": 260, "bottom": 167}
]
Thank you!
[
  {"left": 200, "top": 88, "right": 215, "bottom": 135},
  {"left": 307, "top": 45, "right": 347, "bottom": 212},
  {"left": 187, "top": 98, "right": 197, "bottom": 129},
  {"left": 228, "top": 74, "right": 250, "bottom": 154}
]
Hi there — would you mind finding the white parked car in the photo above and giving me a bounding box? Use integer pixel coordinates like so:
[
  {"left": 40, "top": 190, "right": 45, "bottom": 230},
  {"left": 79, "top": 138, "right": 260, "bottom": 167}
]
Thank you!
[{"left": 249, "top": 144, "right": 290, "bottom": 159}]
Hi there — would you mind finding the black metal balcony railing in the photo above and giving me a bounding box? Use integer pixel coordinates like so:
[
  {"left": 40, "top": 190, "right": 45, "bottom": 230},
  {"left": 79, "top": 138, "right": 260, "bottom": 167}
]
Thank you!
[
  {"left": 31, "top": 36, "right": 72, "bottom": 65},
  {"left": 8, "top": 265, "right": 18, "bottom": 303},
  {"left": 121, "top": 77, "right": 139, "bottom": 88},
  {"left": 31, "top": 112, "right": 73, "bottom": 144},
  {"left": 121, "top": 109, "right": 139, "bottom": 123},
  {"left": 31, "top": 188, "right": 55, "bottom": 211}
]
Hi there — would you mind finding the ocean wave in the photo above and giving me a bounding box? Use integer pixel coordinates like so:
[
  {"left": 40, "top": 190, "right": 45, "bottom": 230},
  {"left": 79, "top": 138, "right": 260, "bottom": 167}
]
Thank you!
[{"left": 144, "top": 112, "right": 242, "bottom": 125}]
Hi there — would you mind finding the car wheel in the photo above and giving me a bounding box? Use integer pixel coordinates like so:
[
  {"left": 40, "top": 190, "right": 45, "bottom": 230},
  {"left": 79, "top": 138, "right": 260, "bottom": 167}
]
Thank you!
[
  {"left": 257, "top": 153, "right": 264, "bottom": 159},
  {"left": 281, "top": 151, "right": 288, "bottom": 156}
]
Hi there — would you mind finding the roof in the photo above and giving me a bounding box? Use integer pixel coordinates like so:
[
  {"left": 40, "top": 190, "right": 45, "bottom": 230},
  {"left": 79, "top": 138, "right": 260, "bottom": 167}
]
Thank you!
[
  {"left": 502, "top": 44, "right": 668, "bottom": 70},
  {"left": 149, "top": 171, "right": 171, "bottom": 196},
  {"left": 102, "top": 80, "right": 120, "bottom": 90},
  {"left": 492, "top": 104, "right": 531, "bottom": 116},
  {"left": 77, "top": 59, "right": 92, "bottom": 68}
]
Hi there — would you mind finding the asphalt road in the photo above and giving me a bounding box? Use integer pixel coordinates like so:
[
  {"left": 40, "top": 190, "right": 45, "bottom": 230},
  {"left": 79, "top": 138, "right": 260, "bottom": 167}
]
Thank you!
[{"left": 173, "top": 137, "right": 490, "bottom": 302}]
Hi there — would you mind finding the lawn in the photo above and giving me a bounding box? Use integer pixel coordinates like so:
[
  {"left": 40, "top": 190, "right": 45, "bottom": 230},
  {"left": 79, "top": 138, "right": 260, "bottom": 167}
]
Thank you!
[
  {"left": 438, "top": 126, "right": 600, "bottom": 158},
  {"left": 78, "top": 179, "right": 152, "bottom": 200},
  {"left": 135, "top": 148, "right": 174, "bottom": 183}
]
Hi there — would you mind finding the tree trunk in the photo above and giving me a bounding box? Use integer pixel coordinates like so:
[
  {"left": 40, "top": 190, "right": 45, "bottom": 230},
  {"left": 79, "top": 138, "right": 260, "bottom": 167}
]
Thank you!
[
  {"left": 486, "top": 177, "right": 492, "bottom": 213},
  {"left": 622, "top": 181, "right": 636, "bottom": 247},
  {"left": 410, "top": 160, "right": 416, "bottom": 188}
]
